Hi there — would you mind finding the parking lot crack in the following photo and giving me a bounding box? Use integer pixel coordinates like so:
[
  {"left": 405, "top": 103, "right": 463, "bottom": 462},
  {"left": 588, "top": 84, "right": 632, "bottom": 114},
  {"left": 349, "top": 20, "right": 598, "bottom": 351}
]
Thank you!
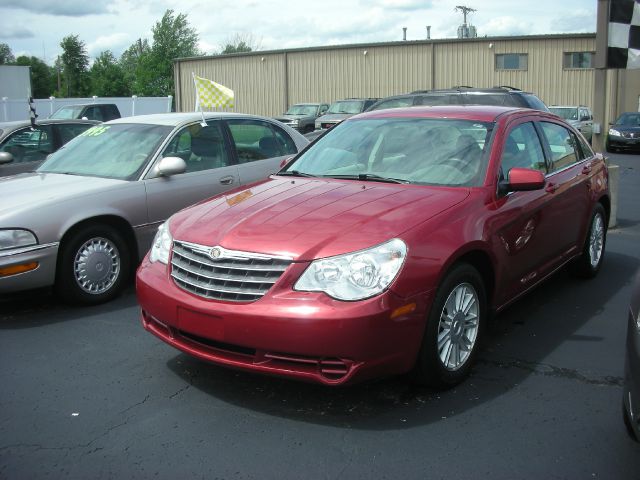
[
  {"left": 117, "top": 394, "right": 150, "bottom": 415},
  {"left": 479, "top": 357, "right": 623, "bottom": 387},
  {"left": 169, "top": 384, "right": 190, "bottom": 399}
]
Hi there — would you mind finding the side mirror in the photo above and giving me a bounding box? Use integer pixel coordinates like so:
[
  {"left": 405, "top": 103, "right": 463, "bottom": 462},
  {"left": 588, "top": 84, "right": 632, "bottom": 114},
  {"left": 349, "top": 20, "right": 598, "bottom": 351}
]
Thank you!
[
  {"left": 499, "top": 167, "right": 545, "bottom": 194},
  {"left": 0, "top": 151, "right": 14, "bottom": 165},
  {"left": 156, "top": 156, "right": 187, "bottom": 177}
]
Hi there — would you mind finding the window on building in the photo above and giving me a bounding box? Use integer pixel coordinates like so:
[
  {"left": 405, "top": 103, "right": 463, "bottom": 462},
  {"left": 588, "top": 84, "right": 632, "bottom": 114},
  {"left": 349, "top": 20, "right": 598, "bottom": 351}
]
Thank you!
[
  {"left": 563, "top": 52, "right": 594, "bottom": 69},
  {"left": 495, "top": 53, "right": 528, "bottom": 70}
]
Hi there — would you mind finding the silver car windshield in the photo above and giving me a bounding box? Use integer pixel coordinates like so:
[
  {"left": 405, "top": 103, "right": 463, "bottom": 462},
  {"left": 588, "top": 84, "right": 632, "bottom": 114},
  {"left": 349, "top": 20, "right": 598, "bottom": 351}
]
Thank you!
[
  {"left": 286, "top": 105, "right": 318, "bottom": 115},
  {"left": 549, "top": 107, "right": 578, "bottom": 120},
  {"left": 50, "top": 106, "right": 84, "bottom": 119},
  {"left": 38, "top": 124, "right": 172, "bottom": 180},
  {"left": 282, "top": 118, "right": 492, "bottom": 187},
  {"left": 327, "top": 101, "right": 364, "bottom": 114}
]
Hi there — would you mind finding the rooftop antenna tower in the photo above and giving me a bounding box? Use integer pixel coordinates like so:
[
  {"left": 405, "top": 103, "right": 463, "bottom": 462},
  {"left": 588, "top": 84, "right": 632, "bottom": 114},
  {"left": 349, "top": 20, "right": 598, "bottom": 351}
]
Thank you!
[{"left": 455, "top": 5, "right": 478, "bottom": 39}]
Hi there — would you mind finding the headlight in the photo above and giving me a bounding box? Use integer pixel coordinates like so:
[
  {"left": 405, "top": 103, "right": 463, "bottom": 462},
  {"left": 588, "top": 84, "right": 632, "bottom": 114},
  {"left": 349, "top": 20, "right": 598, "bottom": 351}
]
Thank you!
[
  {"left": 290, "top": 119, "right": 299, "bottom": 126},
  {"left": 149, "top": 222, "right": 172, "bottom": 264},
  {"left": 294, "top": 239, "right": 407, "bottom": 301},
  {"left": 0, "top": 229, "right": 37, "bottom": 251},
  {"left": 609, "top": 128, "right": 621, "bottom": 136}
]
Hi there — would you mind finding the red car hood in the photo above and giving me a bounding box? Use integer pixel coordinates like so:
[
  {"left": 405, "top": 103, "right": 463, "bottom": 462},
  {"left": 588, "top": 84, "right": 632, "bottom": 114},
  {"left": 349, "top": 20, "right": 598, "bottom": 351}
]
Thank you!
[{"left": 170, "top": 177, "right": 469, "bottom": 260}]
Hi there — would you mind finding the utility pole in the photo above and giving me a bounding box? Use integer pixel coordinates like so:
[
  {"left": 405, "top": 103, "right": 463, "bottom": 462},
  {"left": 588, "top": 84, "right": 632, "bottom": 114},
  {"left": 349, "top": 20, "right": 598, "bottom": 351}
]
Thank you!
[{"left": 455, "top": 5, "right": 476, "bottom": 25}]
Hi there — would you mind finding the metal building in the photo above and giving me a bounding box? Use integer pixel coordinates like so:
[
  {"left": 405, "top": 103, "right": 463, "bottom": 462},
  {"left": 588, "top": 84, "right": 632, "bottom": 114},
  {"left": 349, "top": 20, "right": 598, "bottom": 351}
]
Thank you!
[{"left": 174, "top": 33, "right": 639, "bottom": 133}]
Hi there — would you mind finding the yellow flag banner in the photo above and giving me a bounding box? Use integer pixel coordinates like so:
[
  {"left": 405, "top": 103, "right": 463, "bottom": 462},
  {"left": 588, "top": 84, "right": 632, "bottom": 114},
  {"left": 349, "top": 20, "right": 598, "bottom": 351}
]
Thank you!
[{"left": 193, "top": 74, "right": 235, "bottom": 109}]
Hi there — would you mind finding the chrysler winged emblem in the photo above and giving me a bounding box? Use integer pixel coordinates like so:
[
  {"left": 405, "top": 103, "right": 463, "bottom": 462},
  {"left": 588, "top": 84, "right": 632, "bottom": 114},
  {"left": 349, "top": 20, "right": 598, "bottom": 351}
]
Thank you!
[{"left": 209, "top": 246, "right": 223, "bottom": 259}]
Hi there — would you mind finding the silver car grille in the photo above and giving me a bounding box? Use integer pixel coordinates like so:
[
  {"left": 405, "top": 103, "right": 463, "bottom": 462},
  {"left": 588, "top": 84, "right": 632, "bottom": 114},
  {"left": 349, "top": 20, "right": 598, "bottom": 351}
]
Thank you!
[{"left": 171, "top": 241, "right": 293, "bottom": 302}]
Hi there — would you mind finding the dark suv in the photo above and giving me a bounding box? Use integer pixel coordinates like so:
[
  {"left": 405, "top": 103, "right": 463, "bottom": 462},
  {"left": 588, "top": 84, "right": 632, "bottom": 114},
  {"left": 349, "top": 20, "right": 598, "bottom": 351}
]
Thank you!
[{"left": 367, "top": 86, "right": 549, "bottom": 112}]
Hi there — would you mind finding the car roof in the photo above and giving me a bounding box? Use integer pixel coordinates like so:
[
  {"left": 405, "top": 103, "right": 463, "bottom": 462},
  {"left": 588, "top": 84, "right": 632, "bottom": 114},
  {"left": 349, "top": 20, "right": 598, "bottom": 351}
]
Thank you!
[
  {"left": 0, "top": 118, "right": 99, "bottom": 131},
  {"left": 106, "top": 112, "right": 278, "bottom": 127},
  {"left": 353, "top": 105, "right": 538, "bottom": 122},
  {"left": 55, "top": 103, "right": 116, "bottom": 107}
]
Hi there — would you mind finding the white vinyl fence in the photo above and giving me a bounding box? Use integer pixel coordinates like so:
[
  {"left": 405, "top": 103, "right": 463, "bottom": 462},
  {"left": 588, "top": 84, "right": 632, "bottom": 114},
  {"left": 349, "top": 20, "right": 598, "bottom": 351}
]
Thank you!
[{"left": 0, "top": 95, "right": 173, "bottom": 122}]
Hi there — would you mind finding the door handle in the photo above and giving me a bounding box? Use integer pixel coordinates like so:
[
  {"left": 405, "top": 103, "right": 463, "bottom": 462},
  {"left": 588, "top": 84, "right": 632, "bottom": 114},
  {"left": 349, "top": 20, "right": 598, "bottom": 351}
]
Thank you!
[
  {"left": 581, "top": 164, "right": 592, "bottom": 175},
  {"left": 219, "top": 176, "right": 235, "bottom": 185},
  {"left": 545, "top": 182, "right": 557, "bottom": 193}
]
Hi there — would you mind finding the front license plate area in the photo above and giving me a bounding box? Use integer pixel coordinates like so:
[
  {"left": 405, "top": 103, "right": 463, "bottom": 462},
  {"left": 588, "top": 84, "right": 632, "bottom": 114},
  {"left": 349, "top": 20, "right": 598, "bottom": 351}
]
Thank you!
[{"left": 177, "top": 307, "right": 224, "bottom": 341}]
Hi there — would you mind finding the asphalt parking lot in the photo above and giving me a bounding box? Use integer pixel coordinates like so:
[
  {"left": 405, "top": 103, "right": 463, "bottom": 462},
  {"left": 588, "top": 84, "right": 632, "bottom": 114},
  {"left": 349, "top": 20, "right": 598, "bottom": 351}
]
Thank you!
[{"left": 1, "top": 152, "right": 639, "bottom": 479}]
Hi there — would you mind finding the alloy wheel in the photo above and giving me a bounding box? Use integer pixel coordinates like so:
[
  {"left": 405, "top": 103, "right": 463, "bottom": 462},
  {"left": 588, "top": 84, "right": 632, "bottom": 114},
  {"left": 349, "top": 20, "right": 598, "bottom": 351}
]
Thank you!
[{"left": 437, "top": 282, "right": 479, "bottom": 371}]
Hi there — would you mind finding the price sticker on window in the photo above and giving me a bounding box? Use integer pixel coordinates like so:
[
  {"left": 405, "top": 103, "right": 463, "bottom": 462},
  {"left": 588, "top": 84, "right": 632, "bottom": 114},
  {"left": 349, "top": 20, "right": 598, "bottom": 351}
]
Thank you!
[{"left": 80, "top": 126, "right": 111, "bottom": 137}]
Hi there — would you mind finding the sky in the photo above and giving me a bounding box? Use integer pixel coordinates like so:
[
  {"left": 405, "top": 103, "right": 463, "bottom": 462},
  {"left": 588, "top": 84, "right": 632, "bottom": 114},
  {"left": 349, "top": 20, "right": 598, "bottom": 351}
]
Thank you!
[{"left": 0, "top": 0, "right": 596, "bottom": 65}]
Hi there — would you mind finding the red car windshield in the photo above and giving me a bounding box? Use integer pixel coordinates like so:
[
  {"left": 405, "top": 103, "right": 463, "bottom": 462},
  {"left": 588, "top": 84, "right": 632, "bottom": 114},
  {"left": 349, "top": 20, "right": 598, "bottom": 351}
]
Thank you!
[{"left": 284, "top": 117, "right": 493, "bottom": 187}]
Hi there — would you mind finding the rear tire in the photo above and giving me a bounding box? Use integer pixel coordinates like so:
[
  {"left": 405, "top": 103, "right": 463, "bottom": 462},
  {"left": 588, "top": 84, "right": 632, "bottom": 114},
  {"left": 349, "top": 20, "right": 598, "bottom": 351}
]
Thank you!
[
  {"left": 571, "top": 203, "right": 607, "bottom": 278},
  {"left": 413, "top": 263, "right": 486, "bottom": 389},
  {"left": 55, "top": 224, "right": 130, "bottom": 305}
]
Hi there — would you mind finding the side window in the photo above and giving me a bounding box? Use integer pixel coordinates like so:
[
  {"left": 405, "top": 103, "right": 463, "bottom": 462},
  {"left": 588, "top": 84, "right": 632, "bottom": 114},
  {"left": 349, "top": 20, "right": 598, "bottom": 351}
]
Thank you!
[
  {"left": 227, "top": 119, "right": 296, "bottom": 163},
  {"left": 500, "top": 122, "right": 546, "bottom": 178},
  {"left": 575, "top": 133, "right": 594, "bottom": 160},
  {"left": 56, "top": 123, "right": 94, "bottom": 145},
  {"left": 162, "top": 122, "right": 230, "bottom": 173},
  {"left": 0, "top": 125, "right": 54, "bottom": 163},
  {"left": 319, "top": 104, "right": 329, "bottom": 115},
  {"left": 539, "top": 122, "right": 579, "bottom": 172}
]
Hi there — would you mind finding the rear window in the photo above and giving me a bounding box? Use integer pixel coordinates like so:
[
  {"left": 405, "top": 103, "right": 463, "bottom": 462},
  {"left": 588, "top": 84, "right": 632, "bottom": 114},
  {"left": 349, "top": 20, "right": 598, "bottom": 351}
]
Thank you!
[
  {"left": 520, "top": 94, "right": 549, "bottom": 111},
  {"left": 463, "top": 94, "right": 509, "bottom": 106}
]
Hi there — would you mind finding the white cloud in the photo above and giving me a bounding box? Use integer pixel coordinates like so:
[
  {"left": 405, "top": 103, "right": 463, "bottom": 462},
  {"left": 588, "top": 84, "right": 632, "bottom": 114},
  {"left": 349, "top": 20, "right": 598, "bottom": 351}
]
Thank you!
[
  {"left": 0, "top": 0, "right": 109, "bottom": 16},
  {"left": 479, "top": 16, "right": 534, "bottom": 37},
  {"left": 86, "top": 33, "right": 130, "bottom": 57}
]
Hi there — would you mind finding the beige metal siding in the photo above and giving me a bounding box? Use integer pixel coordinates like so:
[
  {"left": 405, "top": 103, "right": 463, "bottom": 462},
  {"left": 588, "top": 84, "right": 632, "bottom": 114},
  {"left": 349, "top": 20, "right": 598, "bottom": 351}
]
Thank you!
[
  {"left": 175, "top": 35, "right": 609, "bottom": 119},
  {"left": 177, "top": 53, "right": 286, "bottom": 116}
]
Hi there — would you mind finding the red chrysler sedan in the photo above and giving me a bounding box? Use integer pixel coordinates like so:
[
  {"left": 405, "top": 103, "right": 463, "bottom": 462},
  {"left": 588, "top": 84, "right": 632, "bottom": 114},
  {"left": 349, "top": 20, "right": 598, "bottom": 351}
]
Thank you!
[{"left": 136, "top": 106, "right": 609, "bottom": 387}]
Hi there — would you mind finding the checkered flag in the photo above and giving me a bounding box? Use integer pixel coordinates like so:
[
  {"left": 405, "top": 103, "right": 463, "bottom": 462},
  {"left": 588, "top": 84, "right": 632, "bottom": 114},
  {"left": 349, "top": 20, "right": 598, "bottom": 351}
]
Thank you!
[
  {"left": 28, "top": 96, "right": 38, "bottom": 130},
  {"left": 608, "top": 0, "right": 640, "bottom": 68},
  {"left": 192, "top": 74, "right": 235, "bottom": 109}
]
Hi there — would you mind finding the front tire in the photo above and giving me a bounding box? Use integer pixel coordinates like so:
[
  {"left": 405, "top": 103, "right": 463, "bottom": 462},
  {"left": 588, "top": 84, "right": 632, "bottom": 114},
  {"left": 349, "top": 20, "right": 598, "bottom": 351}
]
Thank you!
[
  {"left": 572, "top": 203, "right": 607, "bottom": 278},
  {"left": 413, "top": 263, "right": 487, "bottom": 389},
  {"left": 55, "top": 224, "right": 130, "bottom": 305}
]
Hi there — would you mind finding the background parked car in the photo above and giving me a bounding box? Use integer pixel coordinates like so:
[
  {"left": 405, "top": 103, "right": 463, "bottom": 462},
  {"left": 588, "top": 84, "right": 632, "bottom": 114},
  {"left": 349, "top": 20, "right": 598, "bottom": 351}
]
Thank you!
[
  {"left": 624, "top": 270, "right": 640, "bottom": 442},
  {"left": 367, "top": 86, "right": 549, "bottom": 112},
  {"left": 549, "top": 105, "right": 593, "bottom": 143},
  {"left": 137, "top": 105, "right": 608, "bottom": 388},
  {"left": 0, "top": 119, "right": 99, "bottom": 177},
  {"left": 0, "top": 112, "right": 308, "bottom": 305},
  {"left": 273, "top": 103, "right": 329, "bottom": 134},
  {"left": 314, "top": 98, "right": 379, "bottom": 131},
  {"left": 606, "top": 112, "right": 640, "bottom": 153},
  {"left": 50, "top": 103, "right": 121, "bottom": 122}
]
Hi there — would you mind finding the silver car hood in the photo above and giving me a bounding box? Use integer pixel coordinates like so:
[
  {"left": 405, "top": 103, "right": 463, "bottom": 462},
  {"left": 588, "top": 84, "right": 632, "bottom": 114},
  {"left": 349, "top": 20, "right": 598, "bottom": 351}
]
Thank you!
[
  {"left": 0, "top": 172, "right": 130, "bottom": 220},
  {"left": 316, "top": 113, "right": 353, "bottom": 123}
]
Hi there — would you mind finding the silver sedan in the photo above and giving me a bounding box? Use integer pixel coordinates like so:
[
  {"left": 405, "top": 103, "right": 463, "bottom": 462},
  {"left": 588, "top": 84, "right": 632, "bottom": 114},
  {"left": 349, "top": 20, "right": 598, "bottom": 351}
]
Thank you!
[{"left": 0, "top": 112, "right": 308, "bottom": 304}]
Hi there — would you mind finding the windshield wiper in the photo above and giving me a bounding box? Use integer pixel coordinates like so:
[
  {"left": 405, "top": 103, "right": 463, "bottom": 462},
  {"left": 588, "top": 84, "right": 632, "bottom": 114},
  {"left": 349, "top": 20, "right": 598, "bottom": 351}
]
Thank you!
[
  {"left": 276, "top": 170, "right": 318, "bottom": 178},
  {"left": 323, "top": 174, "right": 409, "bottom": 184}
]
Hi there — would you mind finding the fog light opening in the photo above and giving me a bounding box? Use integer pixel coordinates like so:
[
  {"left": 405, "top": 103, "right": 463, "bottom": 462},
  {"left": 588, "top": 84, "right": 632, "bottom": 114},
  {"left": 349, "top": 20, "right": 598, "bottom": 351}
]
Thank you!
[{"left": 0, "top": 262, "right": 38, "bottom": 277}]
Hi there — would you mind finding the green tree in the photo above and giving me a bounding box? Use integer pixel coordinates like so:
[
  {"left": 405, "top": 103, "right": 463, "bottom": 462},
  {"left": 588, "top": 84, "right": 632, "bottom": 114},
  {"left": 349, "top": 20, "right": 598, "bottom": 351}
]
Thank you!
[
  {"left": 0, "top": 43, "right": 15, "bottom": 64},
  {"left": 134, "top": 9, "right": 201, "bottom": 96},
  {"left": 120, "top": 39, "right": 150, "bottom": 94},
  {"left": 90, "top": 50, "right": 129, "bottom": 96},
  {"left": 14, "top": 55, "right": 56, "bottom": 98},
  {"left": 60, "top": 35, "right": 89, "bottom": 97},
  {"left": 221, "top": 34, "right": 259, "bottom": 54}
]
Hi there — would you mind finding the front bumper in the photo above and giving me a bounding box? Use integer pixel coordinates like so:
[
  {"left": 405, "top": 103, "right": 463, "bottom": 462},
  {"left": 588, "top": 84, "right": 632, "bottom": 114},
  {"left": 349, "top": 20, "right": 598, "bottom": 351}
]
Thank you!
[
  {"left": 136, "top": 258, "right": 430, "bottom": 385},
  {"left": 624, "top": 305, "right": 640, "bottom": 440},
  {"left": 608, "top": 135, "right": 640, "bottom": 150},
  {"left": 0, "top": 243, "right": 59, "bottom": 293}
]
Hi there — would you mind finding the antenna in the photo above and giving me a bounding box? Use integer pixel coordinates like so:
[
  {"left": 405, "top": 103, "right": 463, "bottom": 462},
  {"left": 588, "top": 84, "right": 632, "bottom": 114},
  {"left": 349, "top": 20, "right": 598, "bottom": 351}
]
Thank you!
[{"left": 455, "top": 5, "right": 476, "bottom": 25}]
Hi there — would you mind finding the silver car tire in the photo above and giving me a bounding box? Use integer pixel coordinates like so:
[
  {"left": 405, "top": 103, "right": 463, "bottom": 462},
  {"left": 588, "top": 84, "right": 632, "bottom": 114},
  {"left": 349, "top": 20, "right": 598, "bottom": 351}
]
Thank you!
[
  {"left": 55, "top": 224, "right": 130, "bottom": 305},
  {"left": 571, "top": 203, "right": 607, "bottom": 279},
  {"left": 413, "top": 263, "right": 486, "bottom": 389}
]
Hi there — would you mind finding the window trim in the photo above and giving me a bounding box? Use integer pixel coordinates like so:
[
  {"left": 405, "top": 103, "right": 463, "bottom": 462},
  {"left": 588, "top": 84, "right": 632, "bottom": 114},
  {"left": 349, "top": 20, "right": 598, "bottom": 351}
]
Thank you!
[
  {"left": 536, "top": 120, "right": 584, "bottom": 176},
  {"left": 495, "top": 53, "right": 528, "bottom": 71},
  {"left": 562, "top": 51, "right": 595, "bottom": 70}
]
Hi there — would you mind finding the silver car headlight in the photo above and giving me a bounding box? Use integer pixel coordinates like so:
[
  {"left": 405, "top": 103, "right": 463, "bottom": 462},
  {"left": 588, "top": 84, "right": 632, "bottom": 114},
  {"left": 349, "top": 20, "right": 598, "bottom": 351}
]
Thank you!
[
  {"left": 609, "top": 128, "right": 622, "bottom": 137},
  {"left": 149, "top": 222, "right": 173, "bottom": 264},
  {"left": 290, "top": 119, "right": 299, "bottom": 126},
  {"left": 0, "top": 229, "right": 37, "bottom": 251},
  {"left": 294, "top": 239, "right": 407, "bottom": 301}
]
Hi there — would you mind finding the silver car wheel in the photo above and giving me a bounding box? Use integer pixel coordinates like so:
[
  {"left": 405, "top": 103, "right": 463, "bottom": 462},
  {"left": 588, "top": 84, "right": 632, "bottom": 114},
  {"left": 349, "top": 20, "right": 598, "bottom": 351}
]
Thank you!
[
  {"left": 73, "top": 237, "right": 121, "bottom": 295},
  {"left": 437, "top": 282, "right": 479, "bottom": 371},
  {"left": 589, "top": 213, "right": 604, "bottom": 268}
]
